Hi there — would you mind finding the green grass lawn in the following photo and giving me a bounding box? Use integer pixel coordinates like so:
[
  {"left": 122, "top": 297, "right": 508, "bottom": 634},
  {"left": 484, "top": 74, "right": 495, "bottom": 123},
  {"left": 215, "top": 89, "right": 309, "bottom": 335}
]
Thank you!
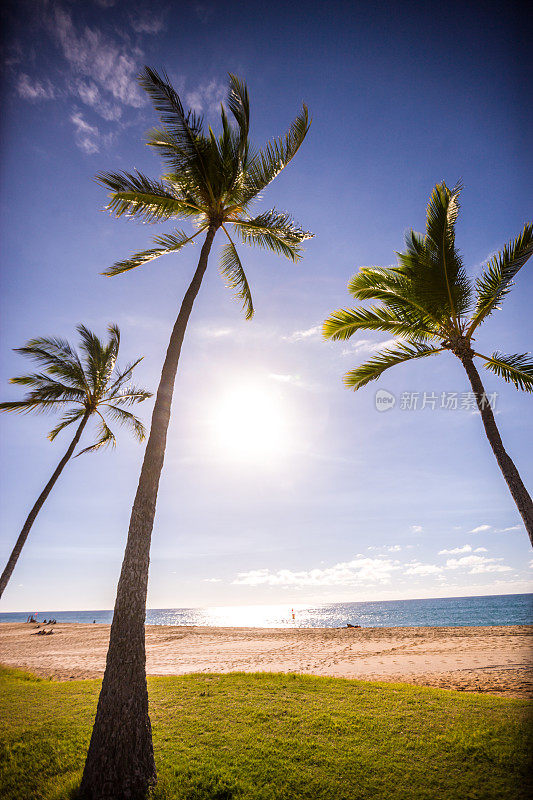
[{"left": 0, "top": 666, "right": 531, "bottom": 800}]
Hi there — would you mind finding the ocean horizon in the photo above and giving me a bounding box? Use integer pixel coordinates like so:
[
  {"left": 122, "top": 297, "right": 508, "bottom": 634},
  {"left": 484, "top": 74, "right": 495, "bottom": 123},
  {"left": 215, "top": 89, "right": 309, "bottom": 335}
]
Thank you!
[{"left": 1, "top": 592, "right": 532, "bottom": 628}]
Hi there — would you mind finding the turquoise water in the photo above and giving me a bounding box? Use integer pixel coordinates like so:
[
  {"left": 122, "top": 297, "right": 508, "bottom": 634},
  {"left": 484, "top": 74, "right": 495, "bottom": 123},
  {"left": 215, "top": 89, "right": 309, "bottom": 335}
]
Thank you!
[{"left": 1, "top": 593, "right": 531, "bottom": 627}]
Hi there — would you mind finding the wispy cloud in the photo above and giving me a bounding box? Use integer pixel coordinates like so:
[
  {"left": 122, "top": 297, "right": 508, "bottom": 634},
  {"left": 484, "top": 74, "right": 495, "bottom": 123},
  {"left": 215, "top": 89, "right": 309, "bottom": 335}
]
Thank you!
[
  {"left": 186, "top": 79, "right": 226, "bottom": 115},
  {"left": 410, "top": 524, "right": 423, "bottom": 534},
  {"left": 70, "top": 111, "right": 100, "bottom": 154},
  {"left": 404, "top": 561, "right": 443, "bottom": 576},
  {"left": 438, "top": 545, "right": 487, "bottom": 555},
  {"left": 195, "top": 325, "right": 233, "bottom": 339},
  {"left": 130, "top": 12, "right": 166, "bottom": 35},
  {"left": 233, "top": 557, "right": 401, "bottom": 587},
  {"left": 50, "top": 6, "right": 145, "bottom": 110},
  {"left": 342, "top": 338, "right": 397, "bottom": 356},
  {"left": 495, "top": 525, "right": 521, "bottom": 533},
  {"left": 470, "top": 524, "right": 491, "bottom": 533},
  {"left": 285, "top": 325, "right": 321, "bottom": 343},
  {"left": 203, "top": 578, "right": 222, "bottom": 583},
  {"left": 75, "top": 80, "right": 122, "bottom": 121},
  {"left": 445, "top": 554, "right": 511, "bottom": 574},
  {"left": 17, "top": 73, "right": 55, "bottom": 101}
]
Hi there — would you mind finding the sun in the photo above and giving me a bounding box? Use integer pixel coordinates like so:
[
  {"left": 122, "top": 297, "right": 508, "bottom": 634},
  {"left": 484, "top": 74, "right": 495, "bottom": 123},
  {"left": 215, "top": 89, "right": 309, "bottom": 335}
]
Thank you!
[{"left": 210, "top": 382, "right": 290, "bottom": 462}]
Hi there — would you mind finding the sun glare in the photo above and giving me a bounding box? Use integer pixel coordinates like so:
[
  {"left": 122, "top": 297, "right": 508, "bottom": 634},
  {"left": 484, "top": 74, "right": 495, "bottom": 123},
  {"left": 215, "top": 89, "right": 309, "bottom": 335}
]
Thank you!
[{"left": 210, "top": 383, "right": 290, "bottom": 462}]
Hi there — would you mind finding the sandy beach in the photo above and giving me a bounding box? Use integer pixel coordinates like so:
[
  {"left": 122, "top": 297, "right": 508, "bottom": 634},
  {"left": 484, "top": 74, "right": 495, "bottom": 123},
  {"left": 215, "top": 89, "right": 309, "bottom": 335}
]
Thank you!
[{"left": 1, "top": 622, "right": 532, "bottom": 697}]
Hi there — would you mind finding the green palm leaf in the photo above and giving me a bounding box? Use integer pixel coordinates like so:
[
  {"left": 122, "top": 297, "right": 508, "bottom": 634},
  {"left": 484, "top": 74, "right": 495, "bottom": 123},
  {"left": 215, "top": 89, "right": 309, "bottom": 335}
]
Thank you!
[
  {"left": 97, "top": 170, "right": 189, "bottom": 223},
  {"left": 476, "top": 351, "right": 533, "bottom": 392},
  {"left": 238, "top": 104, "right": 310, "bottom": 204},
  {"left": 103, "top": 229, "right": 205, "bottom": 276},
  {"left": 103, "top": 404, "right": 146, "bottom": 441},
  {"left": 467, "top": 223, "right": 533, "bottom": 335},
  {"left": 48, "top": 408, "right": 86, "bottom": 441},
  {"left": 219, "top": 232, "right": 254, "bottom": 320},
  {"left": 323, "top": 306, "right": 435, "bottom": 341},
  {"left": 235, "top": 209, "right": 312, "bottom": 260},
  {"left": 344, "top": 342, "right": 445, "bottom": 389},
  {"left": 77, "top": 417, "right": 117, "bottom": 456}
]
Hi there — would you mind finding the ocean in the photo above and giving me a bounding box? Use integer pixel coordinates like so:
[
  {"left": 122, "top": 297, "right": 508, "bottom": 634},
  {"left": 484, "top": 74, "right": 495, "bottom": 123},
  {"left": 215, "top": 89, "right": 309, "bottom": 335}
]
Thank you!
[{"left": 1, "top": 593, "right": 532, "bottom": 628}]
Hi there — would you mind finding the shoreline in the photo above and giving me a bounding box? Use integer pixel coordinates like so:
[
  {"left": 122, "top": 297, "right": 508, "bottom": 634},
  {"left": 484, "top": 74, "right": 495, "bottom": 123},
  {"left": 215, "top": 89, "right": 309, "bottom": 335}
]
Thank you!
[{"left": 1, "top": 622, "right": 532, "bottom": 697}]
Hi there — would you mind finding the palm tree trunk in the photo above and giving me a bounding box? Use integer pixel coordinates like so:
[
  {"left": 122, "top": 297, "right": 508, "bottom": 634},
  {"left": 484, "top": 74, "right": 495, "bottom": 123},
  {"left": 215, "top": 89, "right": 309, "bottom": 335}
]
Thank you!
[
  {"left": 460, "top": 355, "right": 533, "bottom": 546},
  {"left": 0, "top": 411, "right": 90, "bottom": 599},
  {"left": 79, "top": 224, "right": 217, "bottom": 800}
]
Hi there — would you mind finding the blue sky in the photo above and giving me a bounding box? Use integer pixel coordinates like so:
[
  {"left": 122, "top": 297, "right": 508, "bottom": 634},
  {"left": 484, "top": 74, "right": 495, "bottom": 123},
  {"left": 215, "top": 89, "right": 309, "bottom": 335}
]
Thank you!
[{"left": 1, "top": 0, "right": 531, "bottom": 612}]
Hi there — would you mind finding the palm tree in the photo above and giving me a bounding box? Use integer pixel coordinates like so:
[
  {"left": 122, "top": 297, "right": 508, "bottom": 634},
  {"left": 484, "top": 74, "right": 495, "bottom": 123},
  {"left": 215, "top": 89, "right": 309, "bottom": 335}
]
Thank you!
[
  {"left": 324, "top": 181, "right": 533, "bottom": 545},
  {"left": 79, "top": 68, "right": 312, "bottom": 798},
  {"left": 0, "top": 324, "right": 151, "bottom": 598}
]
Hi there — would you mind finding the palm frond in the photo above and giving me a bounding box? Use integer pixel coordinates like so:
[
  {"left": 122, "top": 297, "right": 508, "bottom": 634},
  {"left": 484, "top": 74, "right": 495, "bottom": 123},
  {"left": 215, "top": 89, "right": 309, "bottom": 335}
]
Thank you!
[
  {"left": 76, "top": 417, "right": 116, "bottom": 456},
  {"left": 107, "top": 386, "right": 152, "bottom": 406},
  {"left": 0, "top": 397, "right": 75, "bottom": 414},
  {"left": 97, "top": 170, "right": 188, "bottom": 223},
  {"left": 10, "top": 374, "right": 86, "bottom": 401},
  {"left": 238, "top": 104, "right": 310, "bottom": 203},
  {"left": 106, "top": 358, "right": 144, "bottom": 394},
  {"left": 14, "top": 338, "right": 87, "bottom": 388},
  {"left": 422, "top": 180, "right": 471, "bottom": 321},
  {"left": 323, "top": 306, "right": 436, "bottom": 341},
  {"left": 467, "top": 222, "right": 533, "bottom": 335},
  {"left": 344, "top": 342, "right": 445, "bottom": 390},
  {"left": 476, "top": 351, "right": 533, "bottom": 392},
  {"left": 102, "top": 404, "right": 146, "bottom": 441},
  {"left": 227, "top": 73, "right": 249, "bottom": 159},
  {"left": 235, "top": 209, "right": 313, "bottom": 261},
  {"left": 139, "top": 67, "right": 214, "bottom": 198},
  {"left": 219, "top": 231, "right": 254, "bottom": 319},
  {"left": 103, "top": 228, "right": 205, "bottom": 276},
  {"left": 48, "top": 408, "right": 86, "bottom": 441}
]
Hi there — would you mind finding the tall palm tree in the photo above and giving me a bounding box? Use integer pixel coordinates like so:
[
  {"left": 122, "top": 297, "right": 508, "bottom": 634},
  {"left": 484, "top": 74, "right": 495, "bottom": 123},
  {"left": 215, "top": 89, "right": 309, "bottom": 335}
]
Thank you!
[
  {"left": 80, "top": 68, "right": 312, "bottom": 798},
  {"left": 324, "top": 181, "right": 533, "bottom": 545},
  {"left": 0, "top": 324, "right": 151, "bottom": 598}
]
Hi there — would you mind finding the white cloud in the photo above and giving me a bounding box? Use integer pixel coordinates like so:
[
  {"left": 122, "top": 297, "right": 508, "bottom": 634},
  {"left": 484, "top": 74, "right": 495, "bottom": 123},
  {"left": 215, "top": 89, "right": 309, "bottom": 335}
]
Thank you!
[
  {"left": 269, "top": 373, "right": 301, "bottom": 384},
  {"left": 495, "top": 525, "right": 521, "bottom": 532},
  {"left": 203, "top": 578, "right": 222, "bottom": 583},
  {"left": 438, "top": 545, "right": 488, "bottom": 555},
  {"left": 342, "top": 338, "right": 397, "bottom": 356},
  {"left": 404, "top": 561, "right": 443, "bottom": 576},
  {"left": 470, "top": 524, "right": 491, "bottom": 533},
  {"left": 186, "top": 79, "right": 226, "bottom": 115},
  {"left": 410, "top": 524, "right": 423, "bottom": 533},
  {"left": 51, "top": 7, "right": 145, "bottom": 109},
  {"left": 529, "top": 560, "right": 533, "bottom": 569},
  {"left": 233, "top": 557, "right": 401, "bottom": 588},
  {"left": 70, "top": 111, "right": 100, "bottom": 154},
  {"left": 130, "top": 13, "right": 165, "bottom": 35},
  {"left": 75, "top": 80, "right": 122, "bottom": 121},
  {"left": 17, "top": 73, "right": 55, "bottom": 101},
  {"left": 445, "top": 554, "right": 511, "bottom": 574},
  {"left": 196, "top": 325, "right": 233, "bottom": 339},
  {"left": 367, "top": 545, "right": 402, "bottom": 552},
  {"left": 285, "top": 325, "right": 321, "bottom": 343}
]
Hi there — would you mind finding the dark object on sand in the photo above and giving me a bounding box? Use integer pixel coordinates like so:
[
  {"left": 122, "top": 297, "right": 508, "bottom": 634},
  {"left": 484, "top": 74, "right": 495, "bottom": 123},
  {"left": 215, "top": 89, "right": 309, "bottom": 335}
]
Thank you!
[{"left": 346, "top": 623, "right": 361, "bottom": 628}]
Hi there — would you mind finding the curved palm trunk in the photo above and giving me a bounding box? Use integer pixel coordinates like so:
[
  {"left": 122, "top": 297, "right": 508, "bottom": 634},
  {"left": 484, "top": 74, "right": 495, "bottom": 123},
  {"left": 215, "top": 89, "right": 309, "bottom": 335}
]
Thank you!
[
  {"left": 0, "top": 411, "right": 90, "bottom": 599},
  {"left": 79, "top": 224, "right": 217, "bottom": 800},
  {"left": 461, "top": 355, "right": 533, "bottom": 546}
]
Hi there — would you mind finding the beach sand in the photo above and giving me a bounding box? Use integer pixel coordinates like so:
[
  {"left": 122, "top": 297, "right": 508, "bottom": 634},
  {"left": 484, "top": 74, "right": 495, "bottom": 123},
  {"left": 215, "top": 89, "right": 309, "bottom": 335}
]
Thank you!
[{"left": 1, "top": 623, "right": 531, "bottom": 698}]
